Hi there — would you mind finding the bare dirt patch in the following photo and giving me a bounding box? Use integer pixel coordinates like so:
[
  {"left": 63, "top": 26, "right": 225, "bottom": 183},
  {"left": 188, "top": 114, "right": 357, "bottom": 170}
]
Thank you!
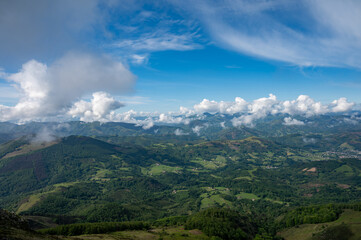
[
  {"left": 307, "top": 167, "right": 317, "bottom": 172},
  {"left": 189, "top": 229, "right": 203, "bottom": 235},
  {"left": 337, "top": 183, "right": 350, "bottom": 189}
]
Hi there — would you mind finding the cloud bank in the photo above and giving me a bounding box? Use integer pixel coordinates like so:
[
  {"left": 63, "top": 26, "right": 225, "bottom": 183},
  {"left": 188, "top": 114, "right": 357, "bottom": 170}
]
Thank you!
[
  {"left": 101, "top": 94, "right": 355, "bottom": 129},
  {"left": 189, "top": 94, "right": 354, "bottom": 127},
  {"left": 0, "top": 78, "right": 355, "bottom": 131}
]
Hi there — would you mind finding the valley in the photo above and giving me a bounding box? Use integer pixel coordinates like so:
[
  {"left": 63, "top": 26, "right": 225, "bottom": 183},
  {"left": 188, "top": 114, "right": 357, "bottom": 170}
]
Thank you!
[{"left": 1, "top": 115, "right": 361, "bottom": 239}]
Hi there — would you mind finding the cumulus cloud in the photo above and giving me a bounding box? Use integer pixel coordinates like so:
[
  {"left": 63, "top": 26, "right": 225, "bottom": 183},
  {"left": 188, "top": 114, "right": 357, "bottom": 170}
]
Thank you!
[
  {"left": 140, "top": 118, "right": 154, "bottom": 130},
  {"left": 194, "top": 97, "right": 247, "bottom": 114},
  {"left": 0, "top": 52, "right": 135, "bottom": 122},
  {"left": 192, "top": 125, "right": 204, "bottom": 136},
  {"left": 174, "top": 129, "right": 188, "bottom": 135},
  {"left": 283, "top": 117, "right": 305, "bottom": 126},
  {"left": 184, "top": 94, "right": 354, "bottom": 127},
  {"left": 331, "top": 97, "right": 355, "bottom": 112},
  {"left": 158, "top": 113, "right": 191, "bottom": 125},
  {"left": 280, "top": 95, "right": 328, "bottom": 116},
  {"left": 0, "top": 65, "right": 355, "bottom": 130},
  {"left": 107, "top": 94, "right": 354, "bottom": 129},
  {"left": 68, "top": 92, "right": 124, "bottom": 122},
  {"left": 114, "top": 111, "right": 194, "bottom": 129},
  {"left": 231, "top": 94, "right": 279, "bottom": 126}
]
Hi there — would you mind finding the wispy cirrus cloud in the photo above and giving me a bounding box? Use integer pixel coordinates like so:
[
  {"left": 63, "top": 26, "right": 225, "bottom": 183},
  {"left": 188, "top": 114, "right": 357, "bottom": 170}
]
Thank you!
[
  {"left": 111, "top": 30, "right": 202, "bottom": 64},
  {"left": 173, "top": 0, "right": 361, "bottom": 68},
  {"left": 106, "top": 5, "right": 203, "bottom": 64},
  {"left": 114, "top": 32, "right": 201, "bottom": 52}
]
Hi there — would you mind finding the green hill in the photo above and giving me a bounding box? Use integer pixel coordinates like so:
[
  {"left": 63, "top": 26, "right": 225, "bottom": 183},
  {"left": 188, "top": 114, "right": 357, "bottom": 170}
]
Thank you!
[
  {"left": 1, "top": 132, "right": 361, "bottom": 239},
  {"left": 278, "top": 209, "right": 361, "bottom": 240}
]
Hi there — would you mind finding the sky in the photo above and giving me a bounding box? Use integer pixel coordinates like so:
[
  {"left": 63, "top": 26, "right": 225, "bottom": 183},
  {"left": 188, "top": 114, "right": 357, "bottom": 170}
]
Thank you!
[{"left": 0, "top": 0, "right": 361, "bottom": 126}]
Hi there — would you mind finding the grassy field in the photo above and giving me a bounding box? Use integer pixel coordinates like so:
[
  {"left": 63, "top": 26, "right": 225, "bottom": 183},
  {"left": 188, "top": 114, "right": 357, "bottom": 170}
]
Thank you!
[
  {"left": 1, "top": 226, "right": 209, "bottom": 240},
  {"left": 17, "top": 182, "right": 79, "bottom": 214},
  {"left": 91, "top": 168, "right": 113, "bottom": 181},
  {"left": 278, "top": 209, "right": 361, "bottom": 240},
  {"left": 2, "top": 141, "right": 58, "bottom": 159},
  {"left": 0, "top": 227, "right": 56, "bottom": 240},
  {"left": 190, "top": 157, "right": 226, "bottom": 170},
  {"left": 51, "top": 227, "right": 210, "bottom": 240},
  {"left": 335, "top": 165, "right": 354, "bottom": 176},
  {"left": 236, "top": 192, "right": 260, "bottom": 200},
  {"left": 234, "top": 176, "right": 252, "bottom": 181},
  {"left": 141, "top": 164, "right": 181, "bottom": 175},
  {"left": 199, "top": 187, "right": 233, "bottom": 209}
]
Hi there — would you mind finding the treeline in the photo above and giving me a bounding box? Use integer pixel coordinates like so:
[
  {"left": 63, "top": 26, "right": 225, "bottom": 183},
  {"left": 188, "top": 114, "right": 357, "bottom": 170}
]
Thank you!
[
  {"left": 281, "top": 202, "right": 361, "bottom": 228},
  {"left": 311, "top": 224, "right": 354, "bottom": 240},
  {"left": 38, "top": 221, "right": 150, "bottom": 236},
  {"left": 153, "top": 215, "right": 188, "bottom": 227},
  {"left": 185, "top": 208, "right": 256, "bottom": 240}
]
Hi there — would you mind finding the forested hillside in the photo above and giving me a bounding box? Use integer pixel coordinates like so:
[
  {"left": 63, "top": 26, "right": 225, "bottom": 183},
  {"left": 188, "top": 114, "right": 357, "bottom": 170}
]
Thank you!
[{"left": 1, "top": 114, "right": 361, "bottom": 239}]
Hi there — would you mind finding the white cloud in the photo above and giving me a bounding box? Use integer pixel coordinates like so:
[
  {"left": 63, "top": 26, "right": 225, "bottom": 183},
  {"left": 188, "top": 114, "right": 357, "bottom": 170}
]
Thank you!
[
  {"left": 96, "top": 110, "right": 195, "bottom": 129},
  {"left": 114, "top": 32, "right": 201, "bottom": 52},
  {"left": 247, "top": 93, "right": 278, "bottom": 117},
  {"left": 0, "top": 68, "right": 355, "bottom": 130},
  {"left": 56, "top": 94, "right": 356, "bottom": 128},
  {"left": 174, "top": 129, "right": 188, "bottom": 135},
  {"left": 31, "top": 127, "right": 57, "bottom": 144},
  {"left": 283, "top": 117, "right": 305, "bottom": 126},
  {"left": 280, "top": 95, "right": 328, "bottom": 116},
  {"left": 343, "top": 113, "right": 361, "bottom": 124},
  {"left": 343, "top": 118, "right": 358, "bottom": 125},
  {"left": 131, "top": 54, "right": 148, "bottom": 65},
  {"left": 193, "top": 97, "right": 248, "bottom": 114},
  {"left": 184, "top": 94, "right": 354, "bottom": 127},
  {"left": 303, "top": 137, "right": 317, "bottom": 144},
  {"left": 192, "top": 125, "right": 203, "bottom": 136},
  {"left": 0, "top": 52, "right": 135, "bottom": 122},
  {"left": 158, "top": 113, "right": 190, "bottom": 125},
  {"left": 140, "top": 118, "right": 154, "bottom": 130},
  {"left": 331, "top": 97, "right": 355, "bottom": 112},
  {"left": 68, "top": 92, "right": 124, "bottom": 122},
  {"left": 175, "top": 0, "right": 361, "bottom": 68}
]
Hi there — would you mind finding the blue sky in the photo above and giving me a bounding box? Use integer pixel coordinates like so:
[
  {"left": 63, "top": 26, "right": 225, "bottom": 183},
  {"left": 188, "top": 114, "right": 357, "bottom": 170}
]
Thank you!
[
  {"left": 0, "top": 0, "right": 361, "bottom": 123},
  {"left": 129, "top": 46, "right": 361, "bottom": 112}
]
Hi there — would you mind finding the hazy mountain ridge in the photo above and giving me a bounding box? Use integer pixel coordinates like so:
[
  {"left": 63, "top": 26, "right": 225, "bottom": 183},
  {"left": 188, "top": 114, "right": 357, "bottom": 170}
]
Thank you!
[{"left": 0, "top": 112, "right": 361, "bottom": 144}]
